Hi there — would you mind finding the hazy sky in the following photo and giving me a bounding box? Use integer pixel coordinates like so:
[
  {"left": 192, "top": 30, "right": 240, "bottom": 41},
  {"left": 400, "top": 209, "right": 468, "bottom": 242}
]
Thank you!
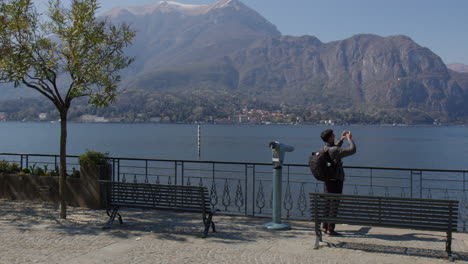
[{"left": 34, "top": 0, "right": 468, "bottom": 64}]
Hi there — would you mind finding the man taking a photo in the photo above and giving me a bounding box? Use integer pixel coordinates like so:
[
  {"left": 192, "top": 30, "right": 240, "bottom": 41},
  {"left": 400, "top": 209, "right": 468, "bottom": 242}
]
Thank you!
[{"left": 320, "top": 129, "right": 356, "bottom": 236}]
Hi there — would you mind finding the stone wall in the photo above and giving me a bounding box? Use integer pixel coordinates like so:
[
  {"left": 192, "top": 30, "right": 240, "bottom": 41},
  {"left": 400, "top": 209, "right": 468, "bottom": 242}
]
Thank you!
[{"left": 0, "top": 164, "right": 111, "bottom": 209}]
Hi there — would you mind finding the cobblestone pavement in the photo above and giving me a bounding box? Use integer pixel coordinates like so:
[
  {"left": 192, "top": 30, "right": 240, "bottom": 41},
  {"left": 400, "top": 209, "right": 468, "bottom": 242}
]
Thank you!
[{"left": 0, "top": 199, "right": 467, "bottom": 264}]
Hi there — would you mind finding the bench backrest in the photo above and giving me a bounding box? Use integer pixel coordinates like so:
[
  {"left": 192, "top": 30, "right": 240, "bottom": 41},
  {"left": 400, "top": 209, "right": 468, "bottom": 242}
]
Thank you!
[
  {"left": 310, "top": 193, "right": 459, "bottom": 232},
  {"left": 100, "top": 181, "right": 211, "bottom": 214}
]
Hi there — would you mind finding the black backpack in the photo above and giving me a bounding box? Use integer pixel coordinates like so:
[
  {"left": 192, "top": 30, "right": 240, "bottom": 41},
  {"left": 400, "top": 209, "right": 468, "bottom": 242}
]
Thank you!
[{"left": 309, "top": 148, "right": 335, "bottom": 181}]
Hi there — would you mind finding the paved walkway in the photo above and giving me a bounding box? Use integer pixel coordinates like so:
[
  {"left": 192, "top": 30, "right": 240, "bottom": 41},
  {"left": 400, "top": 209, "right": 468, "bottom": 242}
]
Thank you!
[{"left": 0, "top": 199, "right": 467, "bottom": 264}]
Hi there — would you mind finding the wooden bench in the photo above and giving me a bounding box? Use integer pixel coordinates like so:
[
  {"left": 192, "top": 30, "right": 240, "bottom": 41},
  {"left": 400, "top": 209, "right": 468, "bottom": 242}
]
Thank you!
[
  {"left": 310, "top": 193, "right": 459, "bottom": 260},
  {"left": 99, "top": 180, "right": 217, "bottom": 238}
]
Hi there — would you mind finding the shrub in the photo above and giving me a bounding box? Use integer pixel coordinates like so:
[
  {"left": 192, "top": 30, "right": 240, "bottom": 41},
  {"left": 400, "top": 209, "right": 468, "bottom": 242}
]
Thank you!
[
  {"left": 79, "top": 150, "right": 110, "bottom": 166},
  {"left": 0, "top": 160, "right": 10, "bottom": 174},
  {"left": 0, "top": 160, "right": 21, "bottom": 175},
  {"left": 9, "top": 163, "right": 21, "bottom": 174},
  {"left": 25, "top": 164, "right": 46, "bottom": 176},
  {"left": 49, "top": 166, "right": 59, "bottom": 176},
  {"left": 70, "top": 167, "right": 80, "bottom": 178},
  {"left": 32, "top": 166, "right": 45, "bottom": 176}
]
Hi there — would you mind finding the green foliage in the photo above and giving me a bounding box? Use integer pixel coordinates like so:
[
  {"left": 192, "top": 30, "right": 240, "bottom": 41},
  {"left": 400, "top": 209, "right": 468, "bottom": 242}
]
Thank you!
[
  {"left": 27, "top": 163, "right": 46, "bottom": 176},
  {"left": 32, "top": 166, "right": 45, "bottom": 176},
  {"left": 48, "top": 166, "right": 59, "bottom": 176},
  {"left": 9, "top": 162, "right": 21, "bottom": 173},
  {"left": 0, "top": 0, "right": 135, "bottom": 109},
  {"left": 0, "top": 160, "right": 9, "bottom": 174},
  {"left": 79, "top": 150, "right": 110, "bottom": 166},
  {"left": 0, "top": 160, "right": 21, "bottom": 174},
  {"left": 13, "top": 164, "right": 60, "bottom": 176},
  {"left": 70, "top": 167, "right": 80, "bottom": 178}
]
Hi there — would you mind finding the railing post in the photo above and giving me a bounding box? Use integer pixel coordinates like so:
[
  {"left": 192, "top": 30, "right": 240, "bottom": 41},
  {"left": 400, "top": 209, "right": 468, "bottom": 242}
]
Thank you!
[
  {"left": 464, "top": 171, "right": 466, "bottom": 193},
  {"left": 410, "top": 170, "right": 423, "bottom": 198},
  {"left": 284, "top": 165, "right": 294, "bottom": 219},
  {"left": 174, "top": 161, "right": 178, "bottom": 185},
  {"left": 20, "top": 154, "right": 23, "bottom": 169},
  {"left": 181, "top": 161, "right": 184, "bottom": 186},
  {"left": 145, "top": 160, "right": 148, "bottom": 180},
  {"left": 112, "top": 158, "right": 115, "bottom": 181},
  {"left": 244, "top": 164, "right": 248, "bottom": 216},
  {"left": 212, "top": 162, "right": 215, "bottom": 190},
  {"left": 464, "top": 171, "right": 467, "bottom": 233},
  {"left": 117, "top": 159, "right": 120, "bottom": 182},
  {"left": 420, "top": 171, "right": 423, "bottom": 198},
  {"left": 252, "top": 164, "right": 256, "bottom": 217},
  {"left": 410, "top": 170, "right": 413, "bottom": 198}
]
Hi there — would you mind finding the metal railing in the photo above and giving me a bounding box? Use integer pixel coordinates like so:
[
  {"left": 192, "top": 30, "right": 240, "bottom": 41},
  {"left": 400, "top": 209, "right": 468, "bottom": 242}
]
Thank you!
[{"left": 1, "top": 153, "right": 467, "bottom": 231}]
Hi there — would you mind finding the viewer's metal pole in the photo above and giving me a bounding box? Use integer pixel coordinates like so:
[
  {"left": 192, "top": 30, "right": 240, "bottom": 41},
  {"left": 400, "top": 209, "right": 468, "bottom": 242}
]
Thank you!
[
  {"left": 264, "top": 141, "right": 294, "bottom": 230},
  {"left": 271, "top": 166, "right": 284, "bottom": 225}
]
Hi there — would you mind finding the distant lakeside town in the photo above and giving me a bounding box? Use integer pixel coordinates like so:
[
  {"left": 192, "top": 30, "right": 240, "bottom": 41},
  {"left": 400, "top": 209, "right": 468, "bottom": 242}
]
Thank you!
[{"left": 0, "top": 107, "right": 457, "bottom": 126}]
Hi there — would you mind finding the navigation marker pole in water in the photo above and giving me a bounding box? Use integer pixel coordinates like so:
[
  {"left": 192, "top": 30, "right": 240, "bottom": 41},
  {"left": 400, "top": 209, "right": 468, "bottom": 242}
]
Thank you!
[{"left": 198, "top": 125, "right": 201, "bottom": 160}]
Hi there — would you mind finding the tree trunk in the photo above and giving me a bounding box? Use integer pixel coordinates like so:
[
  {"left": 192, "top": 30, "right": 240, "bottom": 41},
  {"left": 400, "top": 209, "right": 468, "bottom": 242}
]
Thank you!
[{"left": 59, "top": 109, "right": 69, "bottom": 219}]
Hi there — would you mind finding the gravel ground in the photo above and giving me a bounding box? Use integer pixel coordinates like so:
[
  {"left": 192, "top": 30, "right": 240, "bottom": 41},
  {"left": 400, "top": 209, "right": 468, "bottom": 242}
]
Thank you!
[{"left": 0, "top": 199, "right": 467, "bottom": 264}]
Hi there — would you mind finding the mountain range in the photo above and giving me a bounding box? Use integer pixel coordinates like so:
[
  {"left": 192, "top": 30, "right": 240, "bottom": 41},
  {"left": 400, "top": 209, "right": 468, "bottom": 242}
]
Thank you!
[
  {"left": 1, "top": 0, "right": 468, "bottom": 122},
  {"left": 448, "top": 63, "right": 468, "bottom": 73},
  {"left": 103, "top": 0, "right": 468, "bottom": 117}
]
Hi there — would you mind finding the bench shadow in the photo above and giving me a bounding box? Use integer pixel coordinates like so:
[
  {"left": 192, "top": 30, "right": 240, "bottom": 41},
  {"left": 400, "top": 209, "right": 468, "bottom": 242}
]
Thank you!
[
  {"left": 338, "top": 228, "right": 445, "bottom": 242},
  {"left": 321, "top": 227, "right": 465, "bottom": 261},
  {"left": 0, "top": 200, "right": 313, "bottom": 244},
  {"left": 97, "top": 209, "right": 314, "bottom": 244},
  {"left": 333, "top": 241, "right": 468, "bottom": 261}
]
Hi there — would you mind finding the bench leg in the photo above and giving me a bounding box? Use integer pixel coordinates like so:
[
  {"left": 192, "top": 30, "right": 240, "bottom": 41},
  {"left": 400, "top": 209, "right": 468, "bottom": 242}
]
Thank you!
[
  {"left": 211, "top": 220, "right": 216, "bottom": 233},
  {"left": 202, "top": 223, "right": 210, "bottom": 238},
  {"left": 446, "top": 231, "right": 453, "bottom": 261},
  {"left": 202, "top": 213, "right": 215, "bottom": 238},
  {"left": 106, "top": 206, "right": 123, "bottom": 224},
  {"left": 314, "top": 221, "right": 322, "bottom": 249},
  {"left": 103, "top": 206, "right": 122, "bottom": 229}
]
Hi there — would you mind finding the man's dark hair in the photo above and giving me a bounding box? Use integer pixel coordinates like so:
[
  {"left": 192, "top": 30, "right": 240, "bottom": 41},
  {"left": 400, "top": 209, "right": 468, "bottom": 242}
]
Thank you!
[{"left": 321, "top": 129, "right": 334, "bottom": 142}]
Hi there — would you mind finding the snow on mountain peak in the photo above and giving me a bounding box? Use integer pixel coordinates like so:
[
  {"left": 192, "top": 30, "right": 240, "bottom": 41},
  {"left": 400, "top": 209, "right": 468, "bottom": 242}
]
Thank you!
[
  {"left": 212, "top": 0, "right": 237, "bottom": 8},
  {"left": 101, "top": 0, "right": 242, "bottom": 18}
]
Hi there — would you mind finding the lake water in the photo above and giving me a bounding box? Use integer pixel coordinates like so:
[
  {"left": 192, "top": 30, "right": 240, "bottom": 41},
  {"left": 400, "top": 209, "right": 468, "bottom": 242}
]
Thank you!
[{"left": 0, "top": 122, "right": 467, "bottom": 170}]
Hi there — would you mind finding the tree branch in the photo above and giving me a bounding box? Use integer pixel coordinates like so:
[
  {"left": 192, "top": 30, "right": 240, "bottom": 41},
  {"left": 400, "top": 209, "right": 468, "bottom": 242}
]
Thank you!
[
  {"left": 30, "top": 42, "right": 66, "bottom": 106},
  {"left": 21, "top": 78, "right": 61, "bottom": 108}
]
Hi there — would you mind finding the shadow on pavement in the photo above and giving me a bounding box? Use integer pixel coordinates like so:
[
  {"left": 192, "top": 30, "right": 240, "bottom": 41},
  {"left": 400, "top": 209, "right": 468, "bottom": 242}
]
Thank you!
[
  {"left": 334, "top": 241, "right": 468, "bottom": 261},
  {"left": 339, "top": 229, "right": 445, "bottom": 242},
  {"left": 97, "top": 209, "right": 314, "bottom": 244},
  {"left": 0, "top": 200, "right": 314, "bottom": 244}
]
